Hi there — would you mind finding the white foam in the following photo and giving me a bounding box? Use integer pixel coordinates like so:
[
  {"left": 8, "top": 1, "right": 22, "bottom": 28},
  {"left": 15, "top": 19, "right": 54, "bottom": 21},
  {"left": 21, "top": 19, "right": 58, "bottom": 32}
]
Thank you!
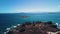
[
  {"left": 17, "top": 24, "right": 20, "bottom": 26},
  {"left": 56, "top": 23, "right": 58, "bottom": 26},
  {"left": 13, "top": 26, "right": 17, "bottom": 28},
  {"left": 6, "top": 28, "right": 10, "bottom": 31},
  {"left": 6, "top": 31, "right": 9, "bottom": 33},
  {"left": 4, "top": 32, "right": 6, "bottom": 34}
]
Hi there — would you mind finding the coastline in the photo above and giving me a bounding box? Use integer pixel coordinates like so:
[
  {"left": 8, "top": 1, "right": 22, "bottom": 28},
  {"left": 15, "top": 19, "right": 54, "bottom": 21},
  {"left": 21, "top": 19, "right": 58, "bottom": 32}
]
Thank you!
[{"left": 4, "top": 21, "right": 60, "bottom": 34}]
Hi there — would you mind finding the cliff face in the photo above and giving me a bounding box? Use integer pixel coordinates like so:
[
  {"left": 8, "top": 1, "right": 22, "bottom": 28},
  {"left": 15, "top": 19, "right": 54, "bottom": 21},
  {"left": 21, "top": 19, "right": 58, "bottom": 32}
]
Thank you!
[{"left": 6, "top": 21, "right": 60, "bottom": 34}]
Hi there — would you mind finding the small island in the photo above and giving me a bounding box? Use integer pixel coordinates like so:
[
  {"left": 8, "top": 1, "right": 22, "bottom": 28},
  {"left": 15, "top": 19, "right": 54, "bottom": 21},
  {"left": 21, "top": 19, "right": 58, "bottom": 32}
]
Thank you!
[
  {"left": 5, "top": 21, "right": 60, "bottom": 34},
  {"left": 20, "top": 16, "right": 29, "bottom": 18}
]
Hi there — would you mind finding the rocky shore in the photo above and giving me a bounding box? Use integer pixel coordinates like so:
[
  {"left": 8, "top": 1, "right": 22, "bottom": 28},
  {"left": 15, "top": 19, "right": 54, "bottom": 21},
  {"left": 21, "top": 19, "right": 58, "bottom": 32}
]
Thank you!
[{"left": 4, "top": 21, "right": 60, "bottom": 34}]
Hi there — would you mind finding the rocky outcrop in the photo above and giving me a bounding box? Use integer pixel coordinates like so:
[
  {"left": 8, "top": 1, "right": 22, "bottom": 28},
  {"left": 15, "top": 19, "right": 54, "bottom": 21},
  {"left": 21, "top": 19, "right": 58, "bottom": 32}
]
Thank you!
[{"left": 5, "top": 21, "right": 60, "bottom": 34}]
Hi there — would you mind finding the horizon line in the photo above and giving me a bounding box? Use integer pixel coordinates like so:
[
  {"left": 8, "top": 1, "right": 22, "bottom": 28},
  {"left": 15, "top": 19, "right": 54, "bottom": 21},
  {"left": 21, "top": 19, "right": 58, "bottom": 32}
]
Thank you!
[{"left": 0, "top": 12, "right": 60, "bottom": 14}]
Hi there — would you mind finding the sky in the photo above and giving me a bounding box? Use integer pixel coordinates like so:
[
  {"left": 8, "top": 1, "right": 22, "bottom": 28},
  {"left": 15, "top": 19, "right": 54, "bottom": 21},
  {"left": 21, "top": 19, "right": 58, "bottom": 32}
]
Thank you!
[{"left": 0, "top": 0, "right": 60, "bottom": 13}]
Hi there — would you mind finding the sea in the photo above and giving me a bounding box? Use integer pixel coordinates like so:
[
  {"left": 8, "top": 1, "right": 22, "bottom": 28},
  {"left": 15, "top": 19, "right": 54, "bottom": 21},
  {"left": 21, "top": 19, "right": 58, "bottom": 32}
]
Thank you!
[{"left": 0, "top": 12, "right": 60, "bottom": 34}]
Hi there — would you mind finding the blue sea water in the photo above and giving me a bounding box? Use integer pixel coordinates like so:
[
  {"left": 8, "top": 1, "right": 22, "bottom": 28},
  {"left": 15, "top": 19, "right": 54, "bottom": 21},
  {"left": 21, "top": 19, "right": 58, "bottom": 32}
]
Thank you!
[{"left": 0, "top": 13, "right": 60, "bottom": 34}]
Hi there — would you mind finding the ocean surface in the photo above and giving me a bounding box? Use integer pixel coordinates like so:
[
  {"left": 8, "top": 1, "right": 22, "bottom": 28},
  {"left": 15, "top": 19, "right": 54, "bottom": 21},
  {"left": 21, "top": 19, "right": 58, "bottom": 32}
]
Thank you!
[{"left": 0, "top": 13, "right": 60, "bottom": 34}]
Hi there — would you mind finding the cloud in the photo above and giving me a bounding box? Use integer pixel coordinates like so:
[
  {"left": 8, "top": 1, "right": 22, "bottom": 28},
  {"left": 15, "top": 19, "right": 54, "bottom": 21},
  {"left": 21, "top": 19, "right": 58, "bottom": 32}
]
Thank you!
[{"left": 15, "top": 8, "right": 58, "bottom": 13}]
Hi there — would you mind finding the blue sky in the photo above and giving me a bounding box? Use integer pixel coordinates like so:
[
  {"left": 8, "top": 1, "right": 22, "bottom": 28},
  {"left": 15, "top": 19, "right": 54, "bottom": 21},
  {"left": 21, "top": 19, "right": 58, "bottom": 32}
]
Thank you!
[{"left": 0, "top": 0, "right": 60, "bottom": 13}]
